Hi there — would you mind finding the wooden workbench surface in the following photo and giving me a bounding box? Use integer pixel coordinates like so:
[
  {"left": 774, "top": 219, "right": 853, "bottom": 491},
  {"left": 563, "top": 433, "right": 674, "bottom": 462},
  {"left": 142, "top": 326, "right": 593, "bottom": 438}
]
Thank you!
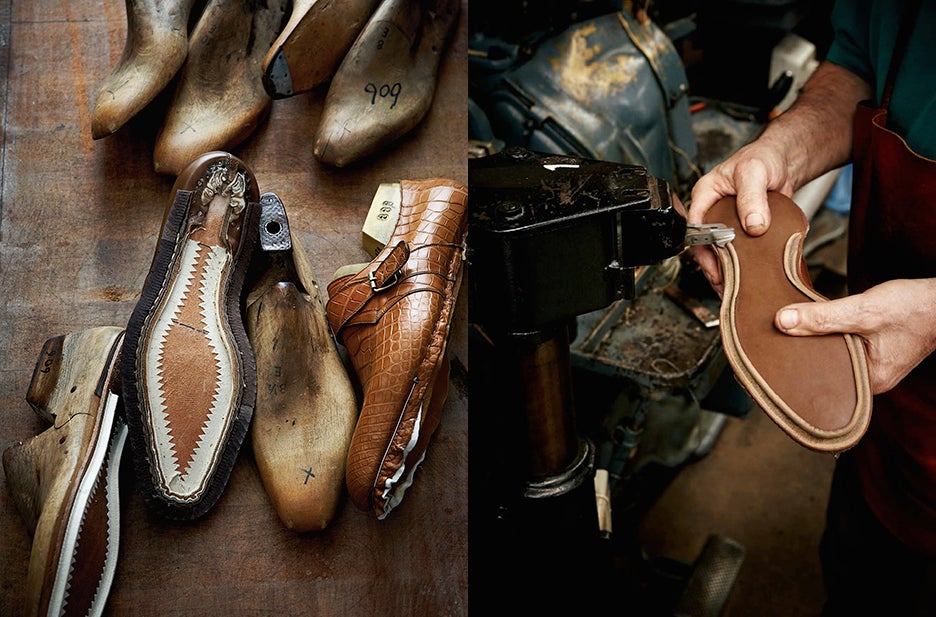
[{"left": 0, "top": 1, "right": 468, "bottom": 615}]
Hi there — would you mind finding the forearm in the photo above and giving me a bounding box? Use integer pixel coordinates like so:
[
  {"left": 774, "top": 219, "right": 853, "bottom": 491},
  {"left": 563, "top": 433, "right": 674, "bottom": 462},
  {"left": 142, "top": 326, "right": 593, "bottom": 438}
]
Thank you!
[{"left": 757, "top": 61, "right": 872, "bottom": 190}]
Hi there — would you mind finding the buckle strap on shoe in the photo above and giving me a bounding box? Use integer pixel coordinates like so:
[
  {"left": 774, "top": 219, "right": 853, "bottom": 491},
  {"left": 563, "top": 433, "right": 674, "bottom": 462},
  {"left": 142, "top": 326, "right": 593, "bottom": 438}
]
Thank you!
[
  {"left": 328, "top": 241, "right": 411, "bottom": 336},
  {"left": 368, "top": 241, "right": 409, "bottom": 292}
]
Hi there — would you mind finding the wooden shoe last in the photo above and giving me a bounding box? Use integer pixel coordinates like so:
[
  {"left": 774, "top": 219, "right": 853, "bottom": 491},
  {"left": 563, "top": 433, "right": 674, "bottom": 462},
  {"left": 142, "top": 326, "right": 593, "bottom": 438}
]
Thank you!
[
  {"left": 326, "top": 179, "right": 467, "bottom": 518},
  {"left": 705, "top": 193, "right": 872, "bottom": 452},
  {"left": 3, "top": 327, "right": 127, "bottom": 617},
  {"left": 261, "top": 0, "right": 379, "bottom": 98},
  {"left": 313, "top": 0, "right": 460, "bottom": 167},
  {"left": 153, "top": 0, "right": 289, "bottom": 175},
  {"left": 91, "top": 0, "right": 197, "bottom": 139},
  {"left": 121, "top": 151, "right": 260, "bottom": 519},
  {"left": 246, "top": 193, "right": 358, "bottom": 532}
]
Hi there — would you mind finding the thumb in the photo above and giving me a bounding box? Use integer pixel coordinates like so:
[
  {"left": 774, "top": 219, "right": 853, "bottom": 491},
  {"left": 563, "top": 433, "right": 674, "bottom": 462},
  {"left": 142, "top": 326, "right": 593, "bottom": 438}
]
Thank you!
[{"left": 774, "top": 297, "right": 866, "bottom": 336}]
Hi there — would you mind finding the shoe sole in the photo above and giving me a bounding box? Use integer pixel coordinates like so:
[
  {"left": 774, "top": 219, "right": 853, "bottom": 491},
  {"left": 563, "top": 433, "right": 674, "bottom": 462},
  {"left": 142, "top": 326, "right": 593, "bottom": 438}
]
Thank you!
[
  {"left": 122, "top": 151, "right": 260, "bottom": 519},
  {"left": 707, "top": 193, "right": 871, "bottom": 451}
]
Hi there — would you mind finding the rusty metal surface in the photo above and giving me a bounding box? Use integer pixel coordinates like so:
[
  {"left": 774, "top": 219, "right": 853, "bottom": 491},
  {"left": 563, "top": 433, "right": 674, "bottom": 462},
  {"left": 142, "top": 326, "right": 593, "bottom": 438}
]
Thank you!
[{"left": 571, "top": 258, "right": 726, "bottom": 395}]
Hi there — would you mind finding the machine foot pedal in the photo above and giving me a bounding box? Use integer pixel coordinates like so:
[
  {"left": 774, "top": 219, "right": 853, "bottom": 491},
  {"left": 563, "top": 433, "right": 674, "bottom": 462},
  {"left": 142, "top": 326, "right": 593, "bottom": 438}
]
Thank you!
[{"left": 674, "top": 534, "right": 746, "bottom": 617}]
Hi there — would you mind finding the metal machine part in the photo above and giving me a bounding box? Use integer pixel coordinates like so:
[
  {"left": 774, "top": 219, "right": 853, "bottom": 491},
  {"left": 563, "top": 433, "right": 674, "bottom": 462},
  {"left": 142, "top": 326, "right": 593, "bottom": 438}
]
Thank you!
[
  {"left": 469, "top": 8, "right": 700, "bottom": 198},
  {"left": 471, "top": 148, "right": 689, "bottom": 332},
  {"left": 468, "top": 147, "right": 739, "bottom": 612}
]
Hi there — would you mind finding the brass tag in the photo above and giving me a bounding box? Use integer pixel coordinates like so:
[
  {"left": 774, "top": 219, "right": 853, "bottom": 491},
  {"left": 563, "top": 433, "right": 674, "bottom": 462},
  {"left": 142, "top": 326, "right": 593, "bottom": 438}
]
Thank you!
[{"left": 361, "top": 183, "right": 402, "bottom": 257}]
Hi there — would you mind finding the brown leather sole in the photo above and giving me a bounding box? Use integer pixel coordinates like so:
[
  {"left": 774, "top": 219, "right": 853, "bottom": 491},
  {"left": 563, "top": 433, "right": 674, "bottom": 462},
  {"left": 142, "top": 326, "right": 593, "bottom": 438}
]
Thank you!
[
  {"left": 313, "top": 0, "right": 460, "bottom": 167},
  {"left": 326, "top": 178, "right": 468, "bottom": 518},
  {"left": 261, "top": 0, "right": 378, "bottom": 98},
  {"left": 246, "top": 193, "right": 358, "bottom": 532},
  {"left": 121, "top": 151, "right": 260, "bottom": 519},
  {"left": 706, "top": 193, "right": 872, "bottom": 452},
  {"left": 153, "top": 0, "right": 288, "bottom": 175},
  {"left": 3, "top": 327, "right": 126, "bottom": 617}
]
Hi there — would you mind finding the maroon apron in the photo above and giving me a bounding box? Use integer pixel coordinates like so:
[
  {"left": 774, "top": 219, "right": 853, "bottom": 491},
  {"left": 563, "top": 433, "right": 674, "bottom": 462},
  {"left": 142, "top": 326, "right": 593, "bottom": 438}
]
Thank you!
[{"left": 847, "top": 3, "right": 936, "bottom": 554}]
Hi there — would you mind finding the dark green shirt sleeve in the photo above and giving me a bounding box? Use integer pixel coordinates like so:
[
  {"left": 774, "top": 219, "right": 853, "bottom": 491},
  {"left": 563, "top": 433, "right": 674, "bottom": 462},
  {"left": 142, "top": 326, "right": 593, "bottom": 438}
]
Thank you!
[{"left": 825, "top": 0, "right": 936, "bottom": 160}]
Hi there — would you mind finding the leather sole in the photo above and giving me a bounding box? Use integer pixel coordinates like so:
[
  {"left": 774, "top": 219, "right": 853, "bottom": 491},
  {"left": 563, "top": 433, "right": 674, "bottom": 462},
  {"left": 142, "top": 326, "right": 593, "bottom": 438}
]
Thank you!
[
  {"left": 706, "top": 193, "right": 872, "bottom": 452},
  {"left": 122, "top": 151, "right": 260, "bottom": 519}
]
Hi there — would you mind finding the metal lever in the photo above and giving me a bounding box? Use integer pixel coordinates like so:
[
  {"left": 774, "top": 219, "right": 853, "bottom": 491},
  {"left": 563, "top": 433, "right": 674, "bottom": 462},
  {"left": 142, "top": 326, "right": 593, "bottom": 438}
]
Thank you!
[{"left": 685, "top": 223, "right": 735, "bottom": 247}]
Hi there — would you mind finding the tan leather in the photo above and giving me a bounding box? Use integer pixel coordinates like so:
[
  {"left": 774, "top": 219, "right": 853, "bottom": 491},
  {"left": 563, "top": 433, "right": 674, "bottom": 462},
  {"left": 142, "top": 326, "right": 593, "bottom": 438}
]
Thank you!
[
  {"left": 261, "top": 0, "right": 379, "bottom": 98},
  {"left": 706, "top": 193, "right": 872, "bottom": 452},
  {"left": 153, "top": 0, "right": 288, "bottom": 175},
  {"left": 122, "top": 151, "right": 260, "bottom": 518},
  {"left": 3, "top": 327, "right": 126, "bottom": 617},
  {"left": 313, "top": 0, "right": 461, "bottom": 167},
  {"left": 326, "top": 178, "right": 468, "bottom": 518}
]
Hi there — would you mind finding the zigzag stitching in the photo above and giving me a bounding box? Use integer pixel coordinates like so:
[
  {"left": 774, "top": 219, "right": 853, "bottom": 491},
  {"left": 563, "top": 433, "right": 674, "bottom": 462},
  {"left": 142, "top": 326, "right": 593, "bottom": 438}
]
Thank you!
[
  {"left": 151, "top": 241, "right": 202, "bottom": 477},
  {"left": 60, "top": 454, "right": 106, "bottom": 616},
  {"left": 182, "top": 245, "right": 227, "bottom": 476}
]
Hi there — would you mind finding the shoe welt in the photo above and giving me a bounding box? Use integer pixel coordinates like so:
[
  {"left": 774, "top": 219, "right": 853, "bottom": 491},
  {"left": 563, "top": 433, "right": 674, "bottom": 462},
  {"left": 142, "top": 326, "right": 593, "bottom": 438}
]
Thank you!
[
  {"left": 313, "top": 0, "right": 461, "bottom": 167},
  {"left": 246, "top": 193, "right": 358, "bottom": 532},
  {"left": 326, "top": 178, "right": 467, "bottom": 518},
  {"left": 122, "top": 151, "right": 260, "bottom": 519},
  {"left": 3, "top": 326, "right": 127, "bottom": 617},
  {"left": 706, "top": 193, "right": 872, "bottom": 452},
  {"left": 262, "top": 0, "right": 379, "bottom": 98}
]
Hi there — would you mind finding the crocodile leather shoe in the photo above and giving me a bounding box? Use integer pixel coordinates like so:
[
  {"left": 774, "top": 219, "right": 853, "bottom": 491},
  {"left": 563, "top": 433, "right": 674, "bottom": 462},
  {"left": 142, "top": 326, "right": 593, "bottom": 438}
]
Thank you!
[
  {"left": 122, "top": 151, "right": 261, "bottom": 519},
  {"left": 705, "top": 192, "right": 872, "bottom": 452},
  {"left": 326, "top": 178, "right": 467, "bottom": 518},
  {"left": 3, "top": 327, "right": 127, "bottom": 617}
]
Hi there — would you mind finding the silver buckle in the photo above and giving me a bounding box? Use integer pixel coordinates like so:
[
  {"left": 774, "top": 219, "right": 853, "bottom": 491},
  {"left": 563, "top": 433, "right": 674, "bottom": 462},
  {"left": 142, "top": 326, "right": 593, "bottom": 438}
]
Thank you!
[{"left": 368, "top": 269, "right": 400, "bottom": 292}]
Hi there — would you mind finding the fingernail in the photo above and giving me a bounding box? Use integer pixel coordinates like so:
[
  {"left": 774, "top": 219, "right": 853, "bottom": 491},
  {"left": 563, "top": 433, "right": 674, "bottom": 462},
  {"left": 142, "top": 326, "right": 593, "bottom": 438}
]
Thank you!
[
  {"left": 745, "top": 212, "right": 765, "bottom": 230},
  {"left": 778, "top": 308, "right": 799, "bottom": 330}
]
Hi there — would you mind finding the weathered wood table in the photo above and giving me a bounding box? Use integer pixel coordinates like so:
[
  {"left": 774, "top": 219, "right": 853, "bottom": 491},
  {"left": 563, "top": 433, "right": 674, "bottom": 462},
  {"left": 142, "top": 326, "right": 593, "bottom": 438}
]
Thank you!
[{"left": 0, "top": 1, "right": 468, "bottom": 615}]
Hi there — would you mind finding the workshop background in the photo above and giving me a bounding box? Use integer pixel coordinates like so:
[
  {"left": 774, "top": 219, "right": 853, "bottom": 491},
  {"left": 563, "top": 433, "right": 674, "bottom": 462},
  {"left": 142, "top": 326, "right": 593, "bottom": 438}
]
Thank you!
[{"left": 469, "top": 1, "right": 848, "bottom": 615}]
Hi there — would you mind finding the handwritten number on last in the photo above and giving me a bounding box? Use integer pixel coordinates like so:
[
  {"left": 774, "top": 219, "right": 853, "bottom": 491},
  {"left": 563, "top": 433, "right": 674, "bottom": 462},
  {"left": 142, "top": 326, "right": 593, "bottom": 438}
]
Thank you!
[{"left": 365, "top": 82, "right": 402, "bottom": 109}]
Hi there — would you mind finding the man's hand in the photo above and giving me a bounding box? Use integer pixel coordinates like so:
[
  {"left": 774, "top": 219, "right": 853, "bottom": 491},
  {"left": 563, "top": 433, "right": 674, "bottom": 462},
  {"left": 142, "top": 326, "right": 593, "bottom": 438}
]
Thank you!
[
  {"left": 684, "top": 61, "right": 871, "bottom": 294},
  {"left": 774, "top": 279, "right": 936, "bottom": 394},
  {"left": 687, "top": 138, "right": 797, "bottom": 294},
  {"left": 688, "top": 139, "right": 796, "bottom": 235}
]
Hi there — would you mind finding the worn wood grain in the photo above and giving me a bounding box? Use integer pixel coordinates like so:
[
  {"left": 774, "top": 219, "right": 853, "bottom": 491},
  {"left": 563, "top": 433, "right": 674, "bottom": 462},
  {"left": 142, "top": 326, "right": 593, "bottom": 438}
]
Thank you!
[{"left": 0, "top": 1, "right": 467, "bottom": 615}]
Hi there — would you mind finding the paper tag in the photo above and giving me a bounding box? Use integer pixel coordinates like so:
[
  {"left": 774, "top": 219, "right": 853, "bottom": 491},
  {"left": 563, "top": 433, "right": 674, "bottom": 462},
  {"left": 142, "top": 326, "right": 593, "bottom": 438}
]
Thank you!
[{"left": 362, "top": 183, "right": 402, "bottom": 258}]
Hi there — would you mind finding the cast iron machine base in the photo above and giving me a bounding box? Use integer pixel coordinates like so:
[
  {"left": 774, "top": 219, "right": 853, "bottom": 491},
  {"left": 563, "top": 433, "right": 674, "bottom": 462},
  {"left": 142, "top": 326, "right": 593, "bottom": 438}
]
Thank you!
[{"left": 468, "top": 148, "right": 694, "bottom": 612}]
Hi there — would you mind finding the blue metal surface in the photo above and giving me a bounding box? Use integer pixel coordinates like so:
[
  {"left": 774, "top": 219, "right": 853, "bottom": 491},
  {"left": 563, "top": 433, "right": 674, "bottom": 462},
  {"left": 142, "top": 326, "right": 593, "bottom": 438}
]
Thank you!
[{"left": 470, "top": 10, "right": 700, "bottom": 197}]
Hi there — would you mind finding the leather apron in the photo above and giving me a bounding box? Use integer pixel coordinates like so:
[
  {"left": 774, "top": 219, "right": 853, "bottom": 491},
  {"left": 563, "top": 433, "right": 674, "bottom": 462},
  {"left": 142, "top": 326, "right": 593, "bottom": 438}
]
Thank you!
[{"left": 846, "top": 2, "right": 936, "bottom": 555}]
